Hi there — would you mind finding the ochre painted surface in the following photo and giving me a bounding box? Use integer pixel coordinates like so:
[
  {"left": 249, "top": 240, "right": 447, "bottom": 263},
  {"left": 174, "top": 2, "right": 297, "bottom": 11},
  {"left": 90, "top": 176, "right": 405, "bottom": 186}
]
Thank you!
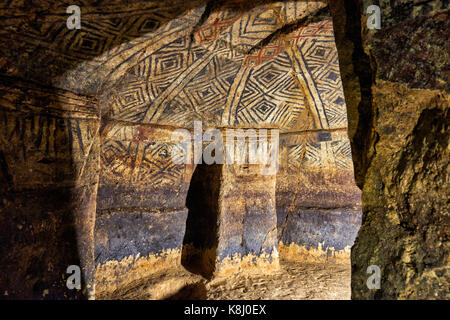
[{"left": 0, "top": 1, "right": 365, "bottom": 299}]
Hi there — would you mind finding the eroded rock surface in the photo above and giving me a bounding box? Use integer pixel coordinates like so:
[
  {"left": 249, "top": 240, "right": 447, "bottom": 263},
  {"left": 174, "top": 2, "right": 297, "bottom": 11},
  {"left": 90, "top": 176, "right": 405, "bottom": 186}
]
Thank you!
[{"left": 329, "top": 0, "right": 449, "bottom": 299}]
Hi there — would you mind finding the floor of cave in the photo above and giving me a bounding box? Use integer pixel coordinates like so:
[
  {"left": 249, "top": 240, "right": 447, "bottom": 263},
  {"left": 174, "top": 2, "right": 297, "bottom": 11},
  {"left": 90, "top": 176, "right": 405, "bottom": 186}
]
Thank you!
[
  {"left": 103, "top": 259, "right": 351, "bottom": 300},
  {"left": 206, "top": 260, "right": 350, "bottom": 300}
]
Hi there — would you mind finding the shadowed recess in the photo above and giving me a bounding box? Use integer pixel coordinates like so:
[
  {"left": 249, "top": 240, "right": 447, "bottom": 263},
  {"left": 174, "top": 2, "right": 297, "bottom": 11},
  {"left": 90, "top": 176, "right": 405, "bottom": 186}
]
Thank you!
[{"left": 181, "top": 162, "right": 222, "bottom": 279}]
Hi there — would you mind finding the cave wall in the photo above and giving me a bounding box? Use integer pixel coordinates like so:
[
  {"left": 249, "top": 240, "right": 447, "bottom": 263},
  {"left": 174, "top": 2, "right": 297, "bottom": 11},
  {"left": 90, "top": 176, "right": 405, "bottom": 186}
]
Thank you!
[
  {"left": 1, "top": 0, "right": 366, "bottom": 299},
  {"left": 94, "top": 124, "right": 193, "bottom": 294},
  {"left": 0, "top": 78, "right": 99, "bottom": 299},
  {"left": 92, "top": 0, "right": 362, "bottom": 295},
  {"left": 329, "top": 0, "right": 449, "bottom": 299},
  {"left": 277, "top": 130, "right": 361, "bottom": 261},
  {"left": 0, "top": 0, "right": 206, "bottom": 299}
]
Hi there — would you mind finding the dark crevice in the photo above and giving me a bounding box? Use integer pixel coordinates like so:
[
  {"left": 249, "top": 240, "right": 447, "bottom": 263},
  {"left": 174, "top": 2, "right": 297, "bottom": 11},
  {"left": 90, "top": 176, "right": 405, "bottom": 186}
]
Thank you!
[
  {"left": 343, "top": 0, "right": 376, "bottom": 189},
  {"left": 0, "top": 149, "right": 12, "bottom": 187},
  {"left": 246, "top": 5, "right": 331, "bottom": 56},
  {"left": 189, "top": 0, "right": 222, "bottom": 45},
  {"left": 181, "top": 162, "right": 222, "bottom": 280}
]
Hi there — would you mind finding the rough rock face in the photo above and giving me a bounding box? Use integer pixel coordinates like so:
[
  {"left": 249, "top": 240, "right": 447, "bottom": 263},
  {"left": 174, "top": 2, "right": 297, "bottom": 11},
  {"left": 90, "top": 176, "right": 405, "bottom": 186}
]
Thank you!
[{"left": 329, "top": 0, "right": 449, "bottom": 299}]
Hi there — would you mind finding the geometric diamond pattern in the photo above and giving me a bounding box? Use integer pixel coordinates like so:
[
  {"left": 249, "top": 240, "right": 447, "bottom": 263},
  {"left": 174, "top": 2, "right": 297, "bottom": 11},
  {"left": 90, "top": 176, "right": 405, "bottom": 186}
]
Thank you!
[
  {"left": 98, "top": 7, "right": 350, "bottom": 185},
  {"left": 3, "top": 1, "right": 350, "bottom": 186}
]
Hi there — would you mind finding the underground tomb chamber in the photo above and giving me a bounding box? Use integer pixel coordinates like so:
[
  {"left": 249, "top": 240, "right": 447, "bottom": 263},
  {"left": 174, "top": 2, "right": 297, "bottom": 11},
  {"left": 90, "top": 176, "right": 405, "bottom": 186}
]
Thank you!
[
  {"left": 2, "top": 1, "right": 363, "bottom": 299},
  {"left": 1, "top": 0, "right": 448, "bottom": 300}
]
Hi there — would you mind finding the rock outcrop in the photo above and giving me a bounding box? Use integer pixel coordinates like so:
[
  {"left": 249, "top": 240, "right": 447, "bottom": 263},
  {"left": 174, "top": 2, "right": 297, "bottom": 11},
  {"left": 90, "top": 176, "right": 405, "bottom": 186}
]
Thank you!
[{"left": 329, "top": 0, "right": 449, "bottom": 299}]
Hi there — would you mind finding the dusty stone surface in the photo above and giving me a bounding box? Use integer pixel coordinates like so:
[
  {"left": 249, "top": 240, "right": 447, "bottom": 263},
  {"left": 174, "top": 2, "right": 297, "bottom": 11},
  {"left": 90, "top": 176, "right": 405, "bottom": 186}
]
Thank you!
[
  {"left": 97, "top": 266, "right": 207, "bottom": 300},
  {"left": 100, "top": 258, "right": 351, "bottom": 300},
  {"left": 352, "top": 82, "right": 449, "bottom": 299},
  {"left": 95, "top": 258, "right": 350, "bottom": 300},
  {"left": 207, "top": 259, "right": 351, "bottom": 300}
]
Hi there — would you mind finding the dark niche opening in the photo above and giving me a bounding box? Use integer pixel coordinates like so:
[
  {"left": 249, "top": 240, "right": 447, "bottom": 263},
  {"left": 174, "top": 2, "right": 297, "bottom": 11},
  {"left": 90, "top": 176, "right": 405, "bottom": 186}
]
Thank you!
[{"left": 181, "top": 162, "right": 222, "bottom": 279}]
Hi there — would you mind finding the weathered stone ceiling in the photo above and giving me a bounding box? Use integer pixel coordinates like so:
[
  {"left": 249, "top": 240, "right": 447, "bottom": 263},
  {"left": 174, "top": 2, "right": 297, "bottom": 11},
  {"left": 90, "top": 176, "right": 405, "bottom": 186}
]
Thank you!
[
  {"left": 0, "top": 0, "right": 204, "bottom": 91},
  {"left": 99, "top": 1, "right": 348, "bottom": 131},
  {"left": 1, "top": 0, "right": 348, "bottom": 131},
  {"left": 0, "top": 0, "right": 354, "bottom": 192}
]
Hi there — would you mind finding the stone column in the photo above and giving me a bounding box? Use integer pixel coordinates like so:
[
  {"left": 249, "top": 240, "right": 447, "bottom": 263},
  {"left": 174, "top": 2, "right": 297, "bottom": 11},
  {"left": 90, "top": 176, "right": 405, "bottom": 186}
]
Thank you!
[
  {"left": 181, "top": 127, "right": 280, "bottom": 277},
  {"left": 215, "top": 128, "right": 280, "bottom": 275},
  {"left": 216, "top": 163, "right": 279, "bottom": 275}
]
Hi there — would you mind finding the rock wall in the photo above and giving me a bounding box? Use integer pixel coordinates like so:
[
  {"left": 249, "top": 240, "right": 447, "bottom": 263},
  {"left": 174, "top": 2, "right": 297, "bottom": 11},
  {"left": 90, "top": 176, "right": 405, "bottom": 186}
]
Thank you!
[
  {"left": 88, "top": 1, "right": 363, "bottom": 296},
  {"left": 0, "top": 0, "right": 367, "bottom": 299},
  {"left": 277, "top": 130, "right": 361, "bottom": 261},
  {"left": 0, "top": 78, "right": 99, "bottom": 299},
  {"left": 329, "top": 0, "right": 449, "bottom": 299}
]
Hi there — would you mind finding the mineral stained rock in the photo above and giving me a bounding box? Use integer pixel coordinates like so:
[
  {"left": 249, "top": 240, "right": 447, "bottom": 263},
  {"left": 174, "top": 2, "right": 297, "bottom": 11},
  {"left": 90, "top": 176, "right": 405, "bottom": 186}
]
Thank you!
[{"left": 329, "top": 0, "right": 449, "bottom": 299}]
